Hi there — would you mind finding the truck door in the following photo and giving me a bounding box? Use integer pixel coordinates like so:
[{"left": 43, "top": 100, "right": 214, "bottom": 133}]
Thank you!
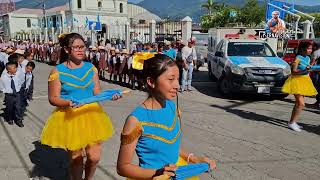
[{"left": 214, "top": 41, "right": 225, "bottom": 79}]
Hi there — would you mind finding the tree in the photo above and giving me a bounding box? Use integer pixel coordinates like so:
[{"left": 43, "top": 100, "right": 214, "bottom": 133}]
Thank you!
[
  {"left": 201, "top": 0, "right": 219, "bottom": 15},
  {"left": 310, "top": 13, "right": 320, "bottom": 37},
  {"left": 200, "top": 0, "right": 265, "bottom": 29},
  {"left": 238, "top": 0, "right": 265, "bottom": 27},
  {"left": 200, "top": 6, "right": 240, "bottom": 29}
]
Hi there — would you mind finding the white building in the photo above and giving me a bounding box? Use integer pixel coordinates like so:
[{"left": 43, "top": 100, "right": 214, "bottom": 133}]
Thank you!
[
  {"left": 0, "top": 0, "right": 161, "bottom": 43},
  {"left": 128, "top": 3, "right": 161, "bottom": 24}
]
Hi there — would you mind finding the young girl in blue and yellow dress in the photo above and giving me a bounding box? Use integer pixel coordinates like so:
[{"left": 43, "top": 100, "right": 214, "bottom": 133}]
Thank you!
[
  {"left": 40, "top": 33, "right": 121, "bottom": 180},
  {"left": 282, "top": 41, "right": 317, "bottom": 132},
  {"left": 117, "top": 54, "right": 216, "bottom": 180}
]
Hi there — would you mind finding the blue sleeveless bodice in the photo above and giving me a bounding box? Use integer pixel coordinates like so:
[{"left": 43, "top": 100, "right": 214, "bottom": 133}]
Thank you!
[
  {"left": 56, "top": 62, "right": 95, "bottom": 101},
  {"left": 130, "top": 100, "right": 181, "bottom": 169}
]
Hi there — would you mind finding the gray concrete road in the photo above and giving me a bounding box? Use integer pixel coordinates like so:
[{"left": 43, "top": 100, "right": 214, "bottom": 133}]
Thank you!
[{"left": 0, "top": 62, "right": 319, "bottom": 180}]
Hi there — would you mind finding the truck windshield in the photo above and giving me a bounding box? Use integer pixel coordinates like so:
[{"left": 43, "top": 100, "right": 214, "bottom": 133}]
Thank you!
[{"left": 227, "top": 42, "right": 276, "bottom": 57}]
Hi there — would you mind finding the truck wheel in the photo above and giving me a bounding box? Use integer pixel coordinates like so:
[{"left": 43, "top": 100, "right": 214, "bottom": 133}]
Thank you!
[
  {"left": 208, "top": 63, "right": 216, "bottom": 81},
  {"left": 218, "top": 74, "right": 233, "bottom": 96}
]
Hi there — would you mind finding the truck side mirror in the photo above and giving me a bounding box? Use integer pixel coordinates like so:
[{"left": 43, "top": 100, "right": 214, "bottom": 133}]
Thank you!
[{"left": 215, "top": 51, "right": 224, "bottom": 57}]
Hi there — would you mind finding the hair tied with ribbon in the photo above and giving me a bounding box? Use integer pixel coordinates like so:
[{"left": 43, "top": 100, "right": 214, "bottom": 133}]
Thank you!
[
  {"left": 58, "top": 33, "right": 71, "bottom": 42},
  {"left": 132, "top": 52, "right": 157, "bottom": 70},
  {"left": 58, "top": 33, "right": 70, "bottom": 39}
]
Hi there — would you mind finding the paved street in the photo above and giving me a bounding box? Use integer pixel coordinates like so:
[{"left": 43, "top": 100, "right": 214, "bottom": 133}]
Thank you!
[{"left": 1, "top": 62, "right": 320, "bottom": 180}]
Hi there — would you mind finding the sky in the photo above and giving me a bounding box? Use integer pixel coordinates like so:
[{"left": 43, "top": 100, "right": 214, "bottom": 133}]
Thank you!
[
  {"left": 13, "top": 0, "right": 320, "bottom": 6},
  {"left": 128, "top": 0, "right": 143, "bottom": 3},
  {"left": 278, "top": 0, "right": 320, "bottom": 5}
]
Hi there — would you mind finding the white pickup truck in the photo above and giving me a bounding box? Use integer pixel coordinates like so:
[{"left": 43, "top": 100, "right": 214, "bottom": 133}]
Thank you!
[{"left": 208, "top": 38, "right": 291, "bottom": 97}]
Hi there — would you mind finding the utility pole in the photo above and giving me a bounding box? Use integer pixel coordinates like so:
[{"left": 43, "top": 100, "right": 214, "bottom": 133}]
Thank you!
[
  {"left": 42, "top": 0, "right": 46, "bottom": 28},
  {"left": 68, "top": 0, "right": 73, "bottom": 31},
  {"left": 42, "top": 0, "right": 47, "bottom": 42}
]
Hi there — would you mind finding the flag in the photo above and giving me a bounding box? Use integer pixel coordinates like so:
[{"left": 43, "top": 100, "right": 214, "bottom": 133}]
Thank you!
[
  {"left": 72, "top": 89, "right": 129, "bottom": 105},
  {"left": 85, "top": 16, "right": 89, "bottom": 27},
  {"left": 173, "top": 163, "right": 209, "bottom": 180},
  {"left": 85, "top": 17, "right": 89, "bottom": 25}
]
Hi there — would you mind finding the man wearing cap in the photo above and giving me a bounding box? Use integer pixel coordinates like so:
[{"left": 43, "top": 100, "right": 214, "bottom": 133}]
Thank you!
[
  {"left": 180, "top": 38, "right": 197, "bottom": 92},
  {"left": 163, "top": 40, "right": 177, "bottom": 60}
]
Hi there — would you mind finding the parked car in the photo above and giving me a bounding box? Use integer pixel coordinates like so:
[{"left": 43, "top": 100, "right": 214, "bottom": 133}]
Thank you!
[{"left": 208, "top": 38, "right": 291, "bottom": 97}]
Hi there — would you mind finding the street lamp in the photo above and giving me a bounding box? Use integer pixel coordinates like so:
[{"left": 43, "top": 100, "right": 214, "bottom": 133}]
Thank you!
[
  {"left": 42, "top": 0, "right": 47, "bottom": 42},
  {"left": 91, "top": 23, "right": 96, "bottom": 46}
]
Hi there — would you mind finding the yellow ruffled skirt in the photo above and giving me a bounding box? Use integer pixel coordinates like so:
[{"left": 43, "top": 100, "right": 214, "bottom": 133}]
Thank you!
[
  {"left": 282, "top": 75, "right": 318, "bottom": 96},
  {"left": 40, "top": 103, "right": 114, "bottom": 151}
]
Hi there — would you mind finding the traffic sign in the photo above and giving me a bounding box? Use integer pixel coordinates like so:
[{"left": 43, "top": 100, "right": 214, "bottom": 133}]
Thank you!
[{"left": 88, "top": 21, "right": 102, "bottom": 31}]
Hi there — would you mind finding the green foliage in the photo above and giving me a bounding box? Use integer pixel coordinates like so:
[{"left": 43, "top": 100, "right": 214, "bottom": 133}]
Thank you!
[
  {"left": 238, "top": 0, "right": 265, "bottom": 27},
  {"left": 201, "top": 0, "right": 220, "bottom": 15},
  {"left": 310, "top": 13, "right": 320, "bottom": 37},
  {"left": 200, "top": 0, "right": 265, "bottom": 29},
  {"left": 201, "top": 6, "right": 240, "bottom": 29}
]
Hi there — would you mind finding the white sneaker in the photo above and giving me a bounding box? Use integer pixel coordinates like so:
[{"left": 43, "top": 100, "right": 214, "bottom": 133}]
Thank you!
[
  {"left": 293, "top": 122, "right": 302, "bottom": 129},
  {"left": 288, "top": 123, "right": 301, "bottom": 132}
]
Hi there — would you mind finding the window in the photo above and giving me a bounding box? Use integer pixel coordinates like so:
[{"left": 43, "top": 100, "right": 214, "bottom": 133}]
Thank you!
[
  {"left": 27, "top": 19, "right": 31, "bottom": 28},
  {"left": 52, "top": 15, "right": 57, "bottom": 27},
  {"left": 227, "top": 42, "right": 276, "bottom": 57},
  {"left": 120, "top": 3, "right": 123, "bottom": 13},
  {"left": 42, "top": 19, "right": 45, "bottom": 28},
  {"left": 139, "top": 20, "right": 146, "bottom": 24},
  {"left": 77, "top": 0, "right": 82, "bottom": 9},
  {"left": 98, "top": 1, "right": 102, "bottom": 8},
  {"left": 216, "top": 41, "right": 223, "bottom": 51}
]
